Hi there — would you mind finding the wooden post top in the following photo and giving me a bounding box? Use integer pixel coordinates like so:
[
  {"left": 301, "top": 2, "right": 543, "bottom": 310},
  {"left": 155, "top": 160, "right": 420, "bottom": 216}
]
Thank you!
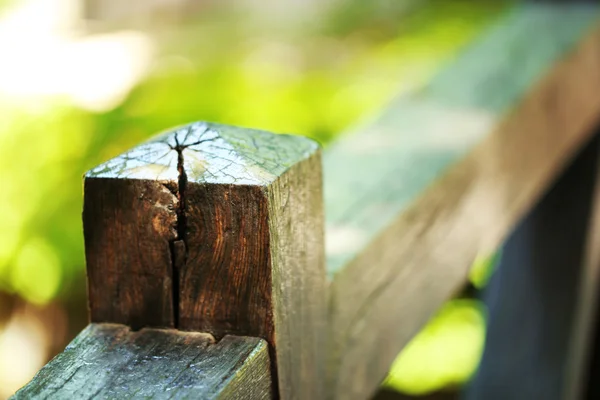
[
  {"left": 86, "top": 121, "right": 318, "bottom": 185},
  {"left": 83, "top": 121, "right": 320, "bottom": 329},
  {"left": 83, "top": 121, "right": 326, "bottom": 399}
]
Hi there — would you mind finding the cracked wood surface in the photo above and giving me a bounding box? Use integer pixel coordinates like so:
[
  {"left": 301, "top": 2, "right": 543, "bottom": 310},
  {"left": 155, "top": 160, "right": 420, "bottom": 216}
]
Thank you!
[
  {"left": 84, "top": 122, "right": 326, "bottom": 399},
  {"left": 12, "top": 323, "right": 272, "bottom": 400},
  {"left": 323, "top": 3, "right": 600, "bottom": 399}
]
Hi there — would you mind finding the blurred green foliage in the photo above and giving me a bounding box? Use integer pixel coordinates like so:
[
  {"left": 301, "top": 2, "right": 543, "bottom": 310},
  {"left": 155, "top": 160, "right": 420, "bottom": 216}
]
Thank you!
[
  {"left": 0, "top": 100, "right": 91, "bottom": 304},
  {"left": 384, "top": 299, "right": 486, "bottom": 395},
  {"left": 0, "top": 0, "right": 509, "bottom": 394},
  {"left": 384, "top": 254, "right": 499, "bottom": 395}
]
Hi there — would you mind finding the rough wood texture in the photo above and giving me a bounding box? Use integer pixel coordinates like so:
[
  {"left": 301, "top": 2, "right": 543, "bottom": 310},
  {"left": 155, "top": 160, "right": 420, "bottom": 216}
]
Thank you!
[
  {"left": 12, "top": 323, "right": 272, "bottom": 400},
  {"left": 85, "top": 122, "right": 326, "bottom": 399},
  {"left": 266, "top": 149, "right": 325, "bottom": 399},
  {"left": 323, "top": 4, "right": 600, "bottom": 398},
  {"left": 464, "top": 133, "right": 599, "bottom": 400},
  {"left": 180, "top": 184, "right": 272, "bottom": 338},
  {"left": 84, "top": 153, "right": 180, "bottom": 328},
  {"left": 174, "top": 123, "right": 326, "bottom": 400}
]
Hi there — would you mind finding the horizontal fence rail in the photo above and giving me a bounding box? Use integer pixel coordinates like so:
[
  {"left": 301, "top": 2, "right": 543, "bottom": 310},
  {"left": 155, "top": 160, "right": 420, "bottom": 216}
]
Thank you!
[
  {"left": 13, "top": 2, "right": 600, "bottom": 400},
  {"left": 13, "top": 324, "right": 272, "bottom": 399},
  {"left": 324, "top": 3, "right": 600, "bottom": 398}
]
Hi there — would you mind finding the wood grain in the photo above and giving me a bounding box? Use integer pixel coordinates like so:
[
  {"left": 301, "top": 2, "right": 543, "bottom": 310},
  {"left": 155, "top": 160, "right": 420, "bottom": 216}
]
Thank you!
[
  {"left": 84, "top": 171, "right": 178, "bottom": 329},
  {"left": 84, "top": 122, "right": 326, "bottom": 398},
  {"left": 323, "top": 4, "right": 600, "bottom": 399},
  {"left": 266, "top": 149, "right": 326, "bottom": 400},
  {"left": 175, "top": 123, "right": 326, "bottom": 400},
  {"left": 179, "top": 184, "right": 272, "bottom": 338},
  {"left": 12, "top": 323, "right": 272, "bottom": 400}
]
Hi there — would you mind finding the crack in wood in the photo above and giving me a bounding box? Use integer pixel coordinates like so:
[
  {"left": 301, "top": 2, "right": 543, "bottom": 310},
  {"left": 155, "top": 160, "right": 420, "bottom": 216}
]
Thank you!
[{"left": 169, "top": 132, "right": 191, "bottom": 329}]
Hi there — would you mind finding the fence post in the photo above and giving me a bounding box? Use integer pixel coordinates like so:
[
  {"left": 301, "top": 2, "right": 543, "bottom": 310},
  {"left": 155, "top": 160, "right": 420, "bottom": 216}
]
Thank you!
[{"left": 83, "top": 122, "right": 327, "bottom": 399}]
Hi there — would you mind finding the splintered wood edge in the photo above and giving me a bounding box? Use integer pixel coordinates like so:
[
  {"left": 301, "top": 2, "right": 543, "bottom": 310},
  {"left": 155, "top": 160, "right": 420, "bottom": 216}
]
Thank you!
[
  {"left": 325, "top": 5, "right": 600, "bottom": 399},
  {"left": 12, "top": 323, "right": 273, "bottom": 400}
]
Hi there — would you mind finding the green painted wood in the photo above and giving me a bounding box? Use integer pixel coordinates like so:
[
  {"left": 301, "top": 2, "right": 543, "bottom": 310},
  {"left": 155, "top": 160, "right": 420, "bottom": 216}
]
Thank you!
[
  {"left": 12, "top": 323, "right": 272, "bottom": 400},
  {"left": 324, "top": 3, "right": 600, "bottom": 276},
  {"left": 324, "top": 3, "right": 600, "bottom": 399}
]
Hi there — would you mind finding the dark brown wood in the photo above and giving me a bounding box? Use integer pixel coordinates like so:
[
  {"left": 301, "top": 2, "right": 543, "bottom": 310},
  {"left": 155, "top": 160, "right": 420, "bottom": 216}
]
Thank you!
[
  {"left": 12, "top": 323, "right": 273, "bottom": 399},
  {"left": 83, "top": 171, "right": 178, "bottom": 329},
  {"left": 83, "top": 122, "right": 326, "bottom": 399},
  {"left": 179, "top": 184, "right": 272, "bottom": 339},
  {"left": 175, "top": 123, "right": 326, "bottom": 399}
]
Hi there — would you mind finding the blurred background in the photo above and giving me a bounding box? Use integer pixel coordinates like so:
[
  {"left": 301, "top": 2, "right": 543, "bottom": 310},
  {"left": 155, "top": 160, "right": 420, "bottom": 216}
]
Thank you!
[{"left": 0, "top": 0, "right": 506, "bottom": 398}]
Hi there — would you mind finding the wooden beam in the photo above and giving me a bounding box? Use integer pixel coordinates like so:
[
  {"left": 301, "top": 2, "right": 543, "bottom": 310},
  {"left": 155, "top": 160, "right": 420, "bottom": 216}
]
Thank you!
[
  {"left": 12, "top": 323, "right": 272, "bottom": 399},
  {"left": 84, "top": 122, "right": 326, "bottom": 399},
  {"left": 324, "top": 4, "right": 600, "bottom": 398}
]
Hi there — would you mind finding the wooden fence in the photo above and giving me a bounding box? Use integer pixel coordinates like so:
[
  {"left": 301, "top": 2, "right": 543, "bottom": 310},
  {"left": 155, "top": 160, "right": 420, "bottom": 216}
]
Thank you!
[{"left": 12, "top": 2, "right": 600, "bottom": 399}]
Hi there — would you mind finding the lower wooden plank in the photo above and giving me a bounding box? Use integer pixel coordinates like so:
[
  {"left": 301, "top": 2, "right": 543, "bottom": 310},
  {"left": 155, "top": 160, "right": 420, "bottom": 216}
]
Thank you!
[{"left": 12, "top": 323, "right": 272, "bottom": 400}]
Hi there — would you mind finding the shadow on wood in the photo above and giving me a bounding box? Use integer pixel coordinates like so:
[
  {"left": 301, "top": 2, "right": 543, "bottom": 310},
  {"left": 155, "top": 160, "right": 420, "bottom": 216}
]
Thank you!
[{"left": 465, "top": 132, "right": 600, "bottom": 400}]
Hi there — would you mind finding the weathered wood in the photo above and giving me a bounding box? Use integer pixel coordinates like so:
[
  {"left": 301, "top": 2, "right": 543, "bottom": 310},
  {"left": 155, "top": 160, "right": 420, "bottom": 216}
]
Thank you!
[
  {"left": 464, "top": 133, "right": 600, "bottom": 400},
  {"left": 324, "top": 3, "right": 600, "bottom": 398},
  {"left": 175, "top": 123, "right": 326, "bottom": 399},
  {"left": 84, "top": 146, "right": 180, "bottom": 328},
  {"left": 12, "top": 323, "right": 272, "bottom": 399},
  {"left": 85, "top": 122, "right": 326, "bottom": 399},
  {"left": 266, "top": 144, "right": 325, "bottom": 399}
]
